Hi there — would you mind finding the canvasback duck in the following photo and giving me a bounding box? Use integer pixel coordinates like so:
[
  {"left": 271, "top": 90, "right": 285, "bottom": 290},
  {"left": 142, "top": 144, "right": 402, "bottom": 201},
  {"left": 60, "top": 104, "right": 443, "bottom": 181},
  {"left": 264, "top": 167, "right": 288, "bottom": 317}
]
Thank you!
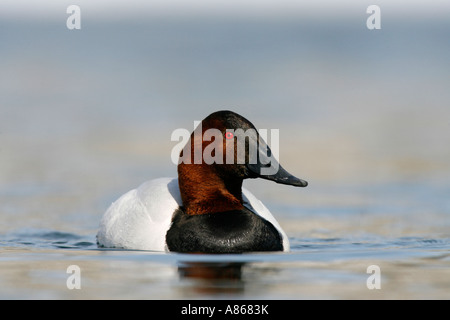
[{"left": 97, "top": 110, "right": 308, "bottom": 253}]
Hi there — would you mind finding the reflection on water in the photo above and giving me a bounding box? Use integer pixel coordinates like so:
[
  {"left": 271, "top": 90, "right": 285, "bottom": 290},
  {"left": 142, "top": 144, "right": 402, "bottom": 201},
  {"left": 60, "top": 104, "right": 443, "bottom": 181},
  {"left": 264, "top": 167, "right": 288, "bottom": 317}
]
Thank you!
[{"left": 178, "top": 262, "right": 245, "bottom": 295}]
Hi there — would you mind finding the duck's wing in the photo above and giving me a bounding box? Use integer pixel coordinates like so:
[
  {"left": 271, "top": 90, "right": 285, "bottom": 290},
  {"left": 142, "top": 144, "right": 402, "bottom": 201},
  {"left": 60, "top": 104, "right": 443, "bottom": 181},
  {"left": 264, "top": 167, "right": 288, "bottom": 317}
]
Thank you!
[
  {"left": 97, "top": 177, "right": 182, "bottom": 251},
  {"left": 242, "top": 187, "right": 290, "bottom": 252}
]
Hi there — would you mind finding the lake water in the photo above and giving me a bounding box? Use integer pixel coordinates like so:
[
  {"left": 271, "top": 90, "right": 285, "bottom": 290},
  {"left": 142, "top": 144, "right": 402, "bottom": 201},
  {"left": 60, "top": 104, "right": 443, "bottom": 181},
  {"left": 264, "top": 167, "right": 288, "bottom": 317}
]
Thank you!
[{"left": 1, "top": 3, "right": 450, "bottom": 299}]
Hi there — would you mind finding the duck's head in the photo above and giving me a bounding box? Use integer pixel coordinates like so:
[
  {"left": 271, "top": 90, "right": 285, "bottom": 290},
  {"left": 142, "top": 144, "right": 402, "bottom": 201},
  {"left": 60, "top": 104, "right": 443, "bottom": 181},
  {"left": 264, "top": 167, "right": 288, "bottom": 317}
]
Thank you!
[{"left": 177, "top": 110, "right": 308, "bottom": 215}]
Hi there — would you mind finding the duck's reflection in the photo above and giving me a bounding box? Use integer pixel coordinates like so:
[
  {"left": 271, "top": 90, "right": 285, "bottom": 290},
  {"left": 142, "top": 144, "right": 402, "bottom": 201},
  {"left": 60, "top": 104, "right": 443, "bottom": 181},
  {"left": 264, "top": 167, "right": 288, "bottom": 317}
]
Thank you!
[{"left": 177, "top": 262, "right": 246, "bottom": 295}]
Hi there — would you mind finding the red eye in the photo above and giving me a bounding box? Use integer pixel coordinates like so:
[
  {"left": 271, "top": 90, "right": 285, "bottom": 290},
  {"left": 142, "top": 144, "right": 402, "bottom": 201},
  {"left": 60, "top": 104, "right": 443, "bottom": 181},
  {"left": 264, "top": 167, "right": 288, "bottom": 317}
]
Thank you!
[{"left": 225, "top": 132, "right": 234, "bottom": 139}]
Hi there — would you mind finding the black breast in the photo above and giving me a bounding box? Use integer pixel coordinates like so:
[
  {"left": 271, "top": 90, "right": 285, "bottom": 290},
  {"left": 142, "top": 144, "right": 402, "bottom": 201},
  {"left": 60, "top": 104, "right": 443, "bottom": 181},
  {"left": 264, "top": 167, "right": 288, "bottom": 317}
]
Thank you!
[{"left": 166, "top": 207, "right": 283, "bottom": 253}]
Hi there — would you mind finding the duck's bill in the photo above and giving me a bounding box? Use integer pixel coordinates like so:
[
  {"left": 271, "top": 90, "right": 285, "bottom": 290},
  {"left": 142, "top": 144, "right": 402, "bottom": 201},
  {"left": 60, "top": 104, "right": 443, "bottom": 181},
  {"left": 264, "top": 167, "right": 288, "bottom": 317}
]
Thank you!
[
  {"left": 262, "top": 165, "right": 308, "bottom": 187},
  {"left": 246, "top": 139, "right": 308, "bottom": 187},
  {"left": 248, "top": 161, "right": 308, "bottom": 187},
  {"left": 239, "top": 129, "right": 308, "bottom": 187}
]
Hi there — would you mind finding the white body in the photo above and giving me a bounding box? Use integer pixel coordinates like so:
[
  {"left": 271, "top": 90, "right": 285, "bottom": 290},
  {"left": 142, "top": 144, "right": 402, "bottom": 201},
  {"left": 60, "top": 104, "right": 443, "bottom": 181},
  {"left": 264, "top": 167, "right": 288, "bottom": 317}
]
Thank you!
[{"left": 97, "top": 177, "right": 290, "bottom": 252}]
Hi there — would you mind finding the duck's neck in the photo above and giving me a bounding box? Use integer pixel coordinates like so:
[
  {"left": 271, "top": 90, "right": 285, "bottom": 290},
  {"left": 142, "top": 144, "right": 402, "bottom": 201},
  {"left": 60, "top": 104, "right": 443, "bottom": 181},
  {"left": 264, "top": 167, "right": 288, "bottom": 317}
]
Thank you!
[{"left": 178, "top": 164, "right": 244, "bottom": 215}]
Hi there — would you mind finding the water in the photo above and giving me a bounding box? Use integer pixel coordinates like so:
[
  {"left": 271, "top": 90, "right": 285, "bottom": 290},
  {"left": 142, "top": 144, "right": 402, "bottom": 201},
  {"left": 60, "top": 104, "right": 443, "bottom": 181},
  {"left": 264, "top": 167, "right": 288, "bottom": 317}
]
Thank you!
[
  {"left": 1, "top": 182, "right": 449, "bottom": 299},
  {"left": 1, "top": 230, "right": 449, "bottom": 299},
  {"left": 1, "top": 3, "right": 450, "bottom": 299}
]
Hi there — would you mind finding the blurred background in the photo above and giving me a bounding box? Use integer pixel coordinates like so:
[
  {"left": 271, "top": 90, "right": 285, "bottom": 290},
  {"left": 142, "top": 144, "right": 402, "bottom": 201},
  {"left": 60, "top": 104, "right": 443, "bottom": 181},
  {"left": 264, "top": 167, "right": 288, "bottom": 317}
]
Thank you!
[
  {"left": 1, "top": 0, "right": 450, "bottom": 300},
  {"left": 1, "top": 0, "right": 450, "bottom": 245}
]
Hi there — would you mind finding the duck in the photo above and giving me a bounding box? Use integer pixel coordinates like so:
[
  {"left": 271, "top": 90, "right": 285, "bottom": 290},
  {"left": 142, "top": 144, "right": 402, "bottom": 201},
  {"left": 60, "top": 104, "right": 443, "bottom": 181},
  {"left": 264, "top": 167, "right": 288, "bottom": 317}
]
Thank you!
[{"left": 97, "top": 110, "right": 308, "bottom": 253}]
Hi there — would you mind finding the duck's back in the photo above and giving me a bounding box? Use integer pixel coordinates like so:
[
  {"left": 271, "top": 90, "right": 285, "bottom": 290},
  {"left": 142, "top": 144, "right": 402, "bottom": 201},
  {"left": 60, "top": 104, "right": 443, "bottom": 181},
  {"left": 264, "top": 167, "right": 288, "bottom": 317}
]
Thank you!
[{"left": 97, "top": 177, "right": 181, "bottom": 251}]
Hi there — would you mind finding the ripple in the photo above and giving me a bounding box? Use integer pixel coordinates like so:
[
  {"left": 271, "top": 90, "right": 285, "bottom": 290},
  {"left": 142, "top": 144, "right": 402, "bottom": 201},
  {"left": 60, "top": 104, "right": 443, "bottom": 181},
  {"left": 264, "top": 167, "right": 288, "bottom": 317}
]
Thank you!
[
  {"left": 391, "top": 236, "right": 450, "bottom": 249},
  {"left": 1, "top": 229, "right": 97, "bottom": 250},
  {"left": 289, "top": 235, "right": 450, "bottom": 255}
]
